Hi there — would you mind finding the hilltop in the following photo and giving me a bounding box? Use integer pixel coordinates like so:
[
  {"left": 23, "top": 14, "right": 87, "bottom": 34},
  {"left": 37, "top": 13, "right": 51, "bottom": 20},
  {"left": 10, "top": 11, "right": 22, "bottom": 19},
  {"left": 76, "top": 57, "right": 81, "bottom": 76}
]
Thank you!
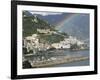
[{"left": 23, "top": 11, "right": 69, "bottom": 44}]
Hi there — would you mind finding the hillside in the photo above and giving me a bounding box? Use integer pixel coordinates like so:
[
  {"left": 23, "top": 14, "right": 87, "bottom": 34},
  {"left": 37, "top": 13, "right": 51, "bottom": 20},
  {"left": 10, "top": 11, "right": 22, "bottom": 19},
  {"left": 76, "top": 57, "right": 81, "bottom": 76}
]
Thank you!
[
  {"left": 23, "top": 11, "right": 68, "bottom": 43},
  {"left": 23, "top": 11, "right": 55, "bottom": 37}
]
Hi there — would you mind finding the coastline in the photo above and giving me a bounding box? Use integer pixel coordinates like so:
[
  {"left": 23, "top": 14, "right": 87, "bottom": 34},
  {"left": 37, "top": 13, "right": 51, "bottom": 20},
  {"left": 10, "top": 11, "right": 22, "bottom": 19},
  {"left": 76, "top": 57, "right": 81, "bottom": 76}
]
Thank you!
[{"left": 30, "top": 56, "right": 89, "bottom": 68}]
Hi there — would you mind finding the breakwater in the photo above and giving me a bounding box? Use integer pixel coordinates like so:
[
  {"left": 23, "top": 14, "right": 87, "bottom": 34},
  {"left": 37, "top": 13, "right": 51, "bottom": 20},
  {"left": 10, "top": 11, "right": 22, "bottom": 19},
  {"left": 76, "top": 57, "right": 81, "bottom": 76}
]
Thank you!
[{"left": 31, "top": 56, "right": 89, "bottom": 68}]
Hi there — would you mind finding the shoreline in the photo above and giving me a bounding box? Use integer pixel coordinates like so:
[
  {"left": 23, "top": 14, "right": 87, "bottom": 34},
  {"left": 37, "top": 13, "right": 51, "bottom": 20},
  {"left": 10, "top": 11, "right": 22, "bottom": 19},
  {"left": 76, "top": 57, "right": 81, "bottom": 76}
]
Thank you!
[
  {"left": 24, "top": 49, "right": 89, "bottom": 57},
  {"left": 30, "top": 56, "right": 89, "bottom": 68}
]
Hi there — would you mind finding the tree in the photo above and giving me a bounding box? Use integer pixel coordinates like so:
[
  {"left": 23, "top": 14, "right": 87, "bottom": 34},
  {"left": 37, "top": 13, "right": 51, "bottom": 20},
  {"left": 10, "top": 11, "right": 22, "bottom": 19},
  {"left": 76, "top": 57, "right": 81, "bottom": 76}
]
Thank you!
[{"left": 23, "top": 60, "right": 32, "bottom": 69}]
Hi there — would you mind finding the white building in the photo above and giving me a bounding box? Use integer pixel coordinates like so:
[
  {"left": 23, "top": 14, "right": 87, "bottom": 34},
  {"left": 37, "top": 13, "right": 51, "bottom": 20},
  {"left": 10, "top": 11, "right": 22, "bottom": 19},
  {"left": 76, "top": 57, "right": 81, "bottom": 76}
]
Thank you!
[
  {"left": 37, "top": 29, "right": 50, "bottom": 34},
  {"left": 37, "top": 29, "right": 56, "bottom": 34},
  {"left": 23, "top": 33, "right": 51, "bottom": 52},
  {"left": 23, "top": 34, "right": 39, "bottom": 52},
  {"left": 51, "top": 36, "right": 85, "bottom": 49},
  {"left": 51, "top": 43, "right": 70, "bottom": 49},
  {"left": 77, "top": 40, "right": 84, "bottom": 46}
]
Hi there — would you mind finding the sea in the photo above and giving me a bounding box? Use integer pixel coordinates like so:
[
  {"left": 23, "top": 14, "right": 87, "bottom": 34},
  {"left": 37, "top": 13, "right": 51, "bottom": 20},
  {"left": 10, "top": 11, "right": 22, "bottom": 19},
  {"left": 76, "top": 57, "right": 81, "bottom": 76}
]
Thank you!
[{"left": 55, "top": 50, "right": 89, "bottom": 67}]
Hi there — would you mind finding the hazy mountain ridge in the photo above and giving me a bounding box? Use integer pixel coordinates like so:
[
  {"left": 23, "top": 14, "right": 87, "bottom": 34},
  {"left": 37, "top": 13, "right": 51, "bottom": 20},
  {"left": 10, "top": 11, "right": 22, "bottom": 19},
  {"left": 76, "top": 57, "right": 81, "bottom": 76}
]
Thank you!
[{"left": 58, "top": 14, "right": 90, "bottom": 40}]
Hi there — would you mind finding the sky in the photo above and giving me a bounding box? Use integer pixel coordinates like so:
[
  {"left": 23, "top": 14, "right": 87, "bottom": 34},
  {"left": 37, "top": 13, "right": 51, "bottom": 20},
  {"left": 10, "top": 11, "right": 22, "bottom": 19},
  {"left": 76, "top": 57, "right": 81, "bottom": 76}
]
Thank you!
[{"left": 30, "top": 11, "right": 63, "bottom": 16}]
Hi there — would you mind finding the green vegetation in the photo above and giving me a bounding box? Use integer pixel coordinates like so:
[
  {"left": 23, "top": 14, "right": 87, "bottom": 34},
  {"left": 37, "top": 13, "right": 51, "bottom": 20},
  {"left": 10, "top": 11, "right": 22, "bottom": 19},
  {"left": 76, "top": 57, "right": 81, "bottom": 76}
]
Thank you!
[
  {"left": 70, "top": 43, "right": 80, "bottom": 50},
  {"left": 39, "top": 33, "right": 64, "bottom": 44},
  {"left": 23, "top": 11, "right": 54, "bottom": 37},
  {"left": 61, "top": 32, "right": 69, "bottom": 38},
  {"left": 23, "top": 11, "right": 68, "bottom": 43}
]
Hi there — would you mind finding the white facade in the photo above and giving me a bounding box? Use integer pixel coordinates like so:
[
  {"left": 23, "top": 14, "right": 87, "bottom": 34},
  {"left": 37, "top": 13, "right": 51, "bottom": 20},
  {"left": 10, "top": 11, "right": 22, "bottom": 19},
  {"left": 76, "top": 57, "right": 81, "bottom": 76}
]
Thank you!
[
  {"left": 23, "top": 34, "right": 85, "bottom": 51},
  {"left": 52, "top": 43, "right": 70, "bottom": 49},
  {"left": 37, "top": 29, "right": 50, "bottom": 34},
  {"left": 23, "top": 34, "right": 39, "bottom": 52},
  {"left": 51, "top": 36, "right": 85, "bottom": 49}
]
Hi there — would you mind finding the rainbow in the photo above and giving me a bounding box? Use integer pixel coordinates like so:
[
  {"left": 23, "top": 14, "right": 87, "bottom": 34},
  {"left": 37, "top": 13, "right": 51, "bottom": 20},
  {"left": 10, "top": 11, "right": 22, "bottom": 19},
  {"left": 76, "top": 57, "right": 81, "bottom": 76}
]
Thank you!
[{"left": 55, "top": 14, "right": 78, "bottom": 29}]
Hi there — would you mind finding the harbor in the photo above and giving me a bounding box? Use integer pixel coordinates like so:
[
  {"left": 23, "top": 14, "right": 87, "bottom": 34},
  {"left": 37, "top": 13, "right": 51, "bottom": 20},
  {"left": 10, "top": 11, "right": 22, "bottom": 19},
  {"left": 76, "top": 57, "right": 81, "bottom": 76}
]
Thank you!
[
  {"left": 31, "top": 56, "right": 89, "bottom": 68},
  {"left": 23, "top": 49, "right": 89, "bottom": 68}
]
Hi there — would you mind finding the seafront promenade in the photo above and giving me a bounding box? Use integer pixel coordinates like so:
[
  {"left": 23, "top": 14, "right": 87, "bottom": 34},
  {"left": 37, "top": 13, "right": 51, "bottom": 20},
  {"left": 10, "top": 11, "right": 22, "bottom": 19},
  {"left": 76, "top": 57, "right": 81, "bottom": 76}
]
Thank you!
[{"left": 31, "top": 55, "right": 89, "bottom": 68}]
